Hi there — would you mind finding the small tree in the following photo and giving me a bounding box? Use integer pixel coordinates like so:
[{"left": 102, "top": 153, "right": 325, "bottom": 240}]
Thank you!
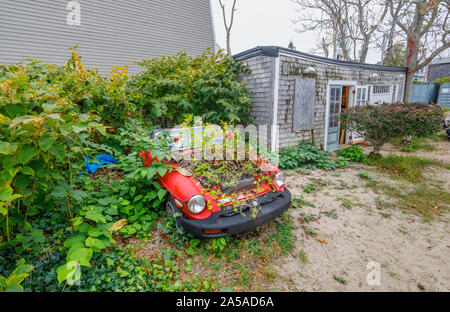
[
  {"left": 341, "top": 102, "right": 443, "bottom": 153},
  {"left": 219, "top": 0, "right": 237, "bottom": 57}
]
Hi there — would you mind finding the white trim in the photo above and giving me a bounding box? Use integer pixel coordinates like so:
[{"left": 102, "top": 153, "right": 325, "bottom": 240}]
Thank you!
[
  {"left": 328, "top": 80, "right": 358, "bottom": 86},
  {"left": 209, "top": 0, "right": 217, "bottom": 51},
  {"left": 324, "top": 84, "right": 331, "bottom": 149},
  {"left": 271, "top": 56, "right": 281, "bottom": 152},
  {"left": 324, "top": 80, "right": 358, "bottom": 150}
]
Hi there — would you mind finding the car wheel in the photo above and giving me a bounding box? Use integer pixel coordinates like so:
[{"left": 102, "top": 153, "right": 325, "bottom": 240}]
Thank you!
[{"left": 166, "top": 195, "right": 182, "bottom": 230}]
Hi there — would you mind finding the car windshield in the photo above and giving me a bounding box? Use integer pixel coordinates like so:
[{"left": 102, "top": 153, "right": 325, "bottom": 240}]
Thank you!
[{"left": 151, "top": 127, "right": 224, "bottom": 151}]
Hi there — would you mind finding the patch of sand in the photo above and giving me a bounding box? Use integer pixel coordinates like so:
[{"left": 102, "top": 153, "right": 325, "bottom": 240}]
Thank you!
[{"left": 273, "top": 167, "right": 450, "bottom": 292}]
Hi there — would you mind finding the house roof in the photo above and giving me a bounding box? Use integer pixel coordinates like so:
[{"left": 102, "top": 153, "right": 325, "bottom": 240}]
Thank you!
[
  {"left": 233, "top": 46, "right": 408, "bottom": 73},
  {"left": 430, "top": 57, "right": 450, "bottom": 65}
]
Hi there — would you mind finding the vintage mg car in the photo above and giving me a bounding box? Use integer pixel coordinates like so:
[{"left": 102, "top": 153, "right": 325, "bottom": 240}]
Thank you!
[{"left": 141, "top": 128, "right": 291, "bottom": 238}]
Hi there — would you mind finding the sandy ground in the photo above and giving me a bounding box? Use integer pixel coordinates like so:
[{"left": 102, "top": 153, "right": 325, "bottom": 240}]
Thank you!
[{"left": 272, "top": 166, "right": 450, "bottom": 292}]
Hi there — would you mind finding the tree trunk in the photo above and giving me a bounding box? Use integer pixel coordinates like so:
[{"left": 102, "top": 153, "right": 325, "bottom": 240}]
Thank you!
[
  {"left": 403, "top": 71, "right": 415, "bottom": 103},
  {"left": 226, "top": 32, "right": 232, "bottom": 56},
  {"left": 404, "top": 36, "right": 419, "bottom": 103},
  {"left": 359, "top": 42, "right": 369, "bottom": 63},
  {"left": 373, "top": 144, "right": 381, "bottom": 153}
]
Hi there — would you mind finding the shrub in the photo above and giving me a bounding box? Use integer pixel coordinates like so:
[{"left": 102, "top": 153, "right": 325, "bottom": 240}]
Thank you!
[
  {"left": 129, "top": 50, "right": 253, "bottom": 126},
  {"left": 0, "top": 259, "right": 33, "bottom": 292},
  {"left": 336, "top": 145, "right": 368, "bottom": 163},
  {"left": 341, "top": 102, "right": 443, "bottom": 153},
  {"left": 279, "top": 141, "right": 347, "bottom": 171},
  {"left": 0, "top": 52, "right": 108, "bottom": 241}
]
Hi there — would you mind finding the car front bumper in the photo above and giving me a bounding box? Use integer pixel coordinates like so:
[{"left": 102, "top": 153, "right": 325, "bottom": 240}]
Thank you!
[{"left": 179, "top": 188, "right": 292, "bottom": 238}]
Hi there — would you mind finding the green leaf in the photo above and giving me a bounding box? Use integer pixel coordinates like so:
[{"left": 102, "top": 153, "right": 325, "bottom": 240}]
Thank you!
[
  {"left": 20, "top": 166, "right": 35, "bottom": 176},
  {"left": 64, "top": 233, "right": 87, "bottom": 248},
  {"left": 0, "top": 141, "right": 10, "bottom": 155},
  {"left": 105, "top": 207, "right": 118, "bottom": 216},
  {"left": 158, "top": 188, "right": 167, "bottom": 201},
  {"left": 56, "top": 261, "right": 81, "bottom": 284},
  {"left": 70, "top": 190, "right": 87, "bottom": 202},
  {"left": 0, "top": 187, "right": 13, "bottom": 201},
  {"left": 144, "top": 167, "right": 157, "bottom": 179},
  {"left": 18, "top": 145, "right": 40, "bottom": 164},
  {"left": 87, "top": 227, "right": 103, "bottom": 238},
  {"left": 2, "top": 156, "right": 20, "bottom": 171},
  {"left": 67, "top": 247, "right": 93, "bottom": 267},
  {"left": 14, "top": 175, "right": 30, "bottom": 189},
  {"left": 50, "top": 186, "right": 67, "bottom": 198},
  {"left": 83, "top": 210, "right": 106, "bottom": 223},
  {"left": 0, "top": 276, "right": 7, "bottom": 288},
  {"left": 49, "top": 144, "right": 65, "bottom": 160},
  {"left": 6, "top": 284, "right": 23, "bottom": 292},
  {"left": 186, "top": 247, "right": 195, "bottom": 256},
  {"left": 39, "top": 135, "right": 57, "bottom": 152},
  {"left": 157, "top": 167, "right": 168, "bottom": 177},
  {"left": 0, "top": 142, "right": 18, "bottom": 155},
  {"left": 116, "top": 266, "right": 129, "bottom": 278},
  {"left": 85, "top": 237, "right": 107, "bottom": 250},
  {"left": 0, "top": 170, "right": 12, "bottom": 189}
]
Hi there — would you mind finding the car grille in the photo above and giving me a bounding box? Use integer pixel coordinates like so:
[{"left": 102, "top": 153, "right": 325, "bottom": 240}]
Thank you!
[{"left": 219, "top": 191, "right": 282, "bottom": 217}]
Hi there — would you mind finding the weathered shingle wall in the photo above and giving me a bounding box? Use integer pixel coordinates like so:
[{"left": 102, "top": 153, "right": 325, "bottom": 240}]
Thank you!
[
  {"left": 277, "top": 54, "right": 406, "bottom": 149},
  {"left": 237, "top": 49, "right": 406, "bottom": 150},
  {"left": 239, "top": 55, "right": 275, "bottom": 128},
  {"left": 427, "top": 63, "right": 450, "bottom": 82}
]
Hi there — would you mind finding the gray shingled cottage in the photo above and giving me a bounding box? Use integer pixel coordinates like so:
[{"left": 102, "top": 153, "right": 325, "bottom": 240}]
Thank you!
[
  {"left": 0, "top": 0, "right": 216, "bottom": 74},
  {"left": 234, "top": 46, "right": 407, "bottom": 151}
]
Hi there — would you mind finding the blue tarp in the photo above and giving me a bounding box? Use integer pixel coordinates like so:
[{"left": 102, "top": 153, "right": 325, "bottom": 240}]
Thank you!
[{"left": 84, "top": 154, "right": 117, "bottom": 174}]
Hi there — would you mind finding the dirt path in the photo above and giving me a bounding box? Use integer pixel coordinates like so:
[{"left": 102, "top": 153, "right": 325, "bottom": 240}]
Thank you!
[{"left": 273, "top": 166, "right": 450, "bottom": 292}]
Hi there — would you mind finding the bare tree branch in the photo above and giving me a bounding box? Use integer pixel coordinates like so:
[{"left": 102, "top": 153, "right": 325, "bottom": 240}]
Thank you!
[{"left": 219, "top": 0, "right": 237, "bottom": 56}]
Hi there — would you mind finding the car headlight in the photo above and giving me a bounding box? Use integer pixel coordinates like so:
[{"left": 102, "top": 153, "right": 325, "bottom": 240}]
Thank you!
[
  {"left": 188, "top": 195, "right": 206, "bottom": 214},
  {"left": 275, "top": 172, "right": 286, "bottom": 187}
]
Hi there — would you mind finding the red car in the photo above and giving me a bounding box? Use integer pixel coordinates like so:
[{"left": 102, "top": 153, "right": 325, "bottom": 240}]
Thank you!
[{"left": 141, "top": 130, "right": 292, "bottom": 238}]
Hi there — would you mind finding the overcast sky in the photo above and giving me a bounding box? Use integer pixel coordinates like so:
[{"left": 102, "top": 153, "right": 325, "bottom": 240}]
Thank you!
[{"left": 210, "top": 0, "right": 381, "bottom": 64}]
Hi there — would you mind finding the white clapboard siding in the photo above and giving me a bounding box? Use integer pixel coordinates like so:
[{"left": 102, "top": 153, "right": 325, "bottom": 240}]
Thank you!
[{"left": 0, "top": 0, "right": 215, "bottom": 74}]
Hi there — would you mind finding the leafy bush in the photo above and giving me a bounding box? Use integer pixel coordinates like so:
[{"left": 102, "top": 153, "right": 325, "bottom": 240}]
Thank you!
[
  {"left": 0, "top": 52, "right": 108, "bottom": 242},
  {"left": 341, "top": 102, "right": 443, "bottom": 153},
  {"left": 279, "top": 141, "right": 347, "bottom": 171},
  {"left": 0, "top": 259, "right": 33, "bottom": 292},
  {"left": 336, "top": 145, "right": 368, "bottom": 163},
  {"left": 129, "top": 50, "right": 253, "bottom": 125}
]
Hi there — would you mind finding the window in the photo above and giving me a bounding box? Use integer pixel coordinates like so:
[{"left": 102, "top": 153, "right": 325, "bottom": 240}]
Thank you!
[
  {"left": 373, "top": 85, "right": 390, "bottom": 94},
  {"left": 356, "top": 86, "right": 368, "bottom": 106}
]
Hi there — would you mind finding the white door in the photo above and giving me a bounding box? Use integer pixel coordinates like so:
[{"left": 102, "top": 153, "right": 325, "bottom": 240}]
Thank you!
[{"left": 350, "top": 86, "right": 368, "bottom": 143}]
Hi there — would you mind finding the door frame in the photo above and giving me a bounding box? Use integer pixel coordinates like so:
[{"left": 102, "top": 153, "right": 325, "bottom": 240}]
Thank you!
[
  {"left": 348, "top": 85, "right": 369, "bottom": 143},
  {"left": 324, "top": 80, "right": 357, "bottom": 150}
]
